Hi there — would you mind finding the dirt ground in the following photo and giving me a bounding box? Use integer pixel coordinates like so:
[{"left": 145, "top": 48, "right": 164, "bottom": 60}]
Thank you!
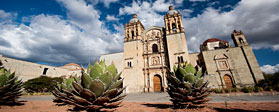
[{"left": 1, "top": 101, "right": 279, "bottom": 112}]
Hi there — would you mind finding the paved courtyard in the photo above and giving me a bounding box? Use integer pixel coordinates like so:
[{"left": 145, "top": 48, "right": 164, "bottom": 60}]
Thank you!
[{"left": 20, "top": 92, "right": 279, "bottom": 103}]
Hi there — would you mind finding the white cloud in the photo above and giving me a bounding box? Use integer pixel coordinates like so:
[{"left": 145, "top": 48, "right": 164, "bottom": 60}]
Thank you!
[
  {"left": 0, "top": 10, "right": 17, "bottom": 24},
  {"left": 207, "top": 1, "right": 220, "bottom": 7},
  {"left": 106, "top": 15, "right": 119, "bottom": 21},
  {"left": 0, "top": 0, "right": 123, "bottom": 64},
  {"left": 261, "top": 64, "right": 279, "bottom": 74},
  {"left": 189, "top": 0, "right": 207, "bottom": 2},
  {"left": 86, "top": 0, "right": 119, "bottom": 8},
  {"left": 102, "top": 0, "right": 118, "bottom": 8},
  {"left": 175, "top": 0, "right": 183, "bottom": 4},
  {"left": 183, "top": 0, "right": 279, "bottom": 52},
  {"left": 180, "top": 9, "right": 193, "bottom": 17},
  {"left": 152, "top": 0, "right": 170, "bottom": 12},
  {"left": 57, "top": 0, "right": 102, "bottom": 33},
  {"left": 1, "top": 0, "right": 278, "bottom": 65},
  {"left": 119, "top": 0, "right": 170, "bottom": 28}
]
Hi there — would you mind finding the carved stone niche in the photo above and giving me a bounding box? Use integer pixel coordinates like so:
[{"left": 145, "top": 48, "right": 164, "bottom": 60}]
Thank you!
[
  {"left": 151, "top": 56, "right": 160, "bottom": 65},
  {"left": 214, "top": 54, "right": 229, "bottom": 70}
]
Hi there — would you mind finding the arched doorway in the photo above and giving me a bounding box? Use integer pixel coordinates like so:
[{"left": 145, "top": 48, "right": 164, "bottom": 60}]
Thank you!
[
  {"left": 223, "top": 75, "right": 233, "bottom": 88},
  {"left": 153, "top": 75, "right": 162, "bottom": 92}
]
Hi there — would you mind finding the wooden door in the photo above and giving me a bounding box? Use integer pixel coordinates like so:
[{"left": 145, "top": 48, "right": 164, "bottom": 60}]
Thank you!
[
  {"left": 153, "top": 75, "right": 162, "bottom": 92},
  {"left": 224, "top": 75, "right": 233, "bottom": 88}
]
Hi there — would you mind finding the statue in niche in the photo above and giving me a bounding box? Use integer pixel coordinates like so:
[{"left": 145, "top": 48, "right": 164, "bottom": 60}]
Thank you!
[{"left": 152, "top": 56, "right": 160, "bottom": 65}]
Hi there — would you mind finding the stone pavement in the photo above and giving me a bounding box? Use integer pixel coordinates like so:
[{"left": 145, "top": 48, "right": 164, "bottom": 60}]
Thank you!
[{"left": 21, "top": 92, "right": 279, "bottom": 103}]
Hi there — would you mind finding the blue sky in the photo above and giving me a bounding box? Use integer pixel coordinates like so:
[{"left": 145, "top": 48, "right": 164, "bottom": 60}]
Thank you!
[{"left": 0, "top": 0, "right": 278, "bottom": 73}]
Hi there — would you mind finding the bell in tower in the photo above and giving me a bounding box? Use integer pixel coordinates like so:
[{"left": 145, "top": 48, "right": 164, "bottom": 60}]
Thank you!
[
  {"left": 124, "top": 14, "right": 145, "bottom": 42},
  {"left": 164, "top": 5, "right": 184, "bottom": 35}
]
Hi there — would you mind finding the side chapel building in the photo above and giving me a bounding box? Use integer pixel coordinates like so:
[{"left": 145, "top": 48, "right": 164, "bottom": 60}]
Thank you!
[{"left": 100, "top": 6, "right": 264, "bottom": 93}]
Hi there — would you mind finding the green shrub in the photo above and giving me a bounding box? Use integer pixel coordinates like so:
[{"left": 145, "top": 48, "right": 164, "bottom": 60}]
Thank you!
[
  {"left": 241, "top": 86, "right": 253, "bottom": 93},
  {"left": 231, "top": 88, "right": 239, "bottom": 92},
  {"left": 224, "top": 88, "right": 231, "bottom": 93},
  {"left": 253, "top": 86, "right": 263, "bottom": 92},
  {"left": 211, "top": 88, "right": 224, "bottom": 93},
  {"left": 258, "top": 72, "right": 279, "bottom": 91},
  {"left": 23, "top": 76, "right": 63, "bottom": 93},
  {"left": 264, "top": 86, "right": 273, "bottom": 91}
]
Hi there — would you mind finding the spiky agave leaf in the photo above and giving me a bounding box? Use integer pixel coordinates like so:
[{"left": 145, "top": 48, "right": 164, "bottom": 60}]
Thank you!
[
  {"left": 0, "top": 65, "right": 24, "bottom": 105},
  {"left": 166, "top": 62, "right": 211, "bottom": 108},
  {"left": 53, "top": 60, "right": 125, "bottom": 111}
]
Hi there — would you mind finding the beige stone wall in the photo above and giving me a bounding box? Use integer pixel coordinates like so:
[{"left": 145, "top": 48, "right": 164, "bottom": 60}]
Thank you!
[
  {"left": 241, "top": 46, "right": 264, "bottom": 82},
  {"left": 189, "top": 53, "right": 199, "bottom": 66},
  {"left": 122, "top": 40, "right": 145, "bottom": 93},
  {"left": 99, "top": 52, "right": 123, "bottom": 73},
  {"left": 0, "top": 56, "right": 74, "bottom": 82},
  {"left": 166, "top": 33, "right": 190, "bottom": 72}
]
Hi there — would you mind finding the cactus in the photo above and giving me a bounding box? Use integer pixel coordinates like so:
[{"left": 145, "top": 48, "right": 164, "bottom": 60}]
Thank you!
[
  {"left": 0, "top": 61, "right": 24, "bottom": 105},
  {"left": 52, "top": 60, "right": 125, "bottom": 111},
  {"left": 166, "top": 62, "right": 211, "bottom": 108}
]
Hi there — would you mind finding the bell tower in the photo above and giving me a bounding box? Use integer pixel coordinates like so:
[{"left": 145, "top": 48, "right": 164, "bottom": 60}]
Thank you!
[
  {"left": 164, "top": 5, "right": 190, "bottom": 71},
  {"left": 164, "top": 5, "right": 184, "bottom": 34},
  {"left": 231, "top": 30, "right": 248, "bottom": 47},
  {"left": 122, "top": 14, "right": 145, "bottom": 93},
  {"left": 124, "top": 14, "right": 144, "bottom": 42}
]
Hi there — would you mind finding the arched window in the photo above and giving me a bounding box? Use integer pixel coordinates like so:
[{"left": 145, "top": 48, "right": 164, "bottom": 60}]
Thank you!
[
  {"left": 177, "top": 56, "right": 183, "bottom": 63},
  {"left": 180, "top": 56, "right": 184, "bottom": 63},
  {"left": 152, "top": 44, "right": 159, "bottom": 53},
  {"left": 127, "top": 61, "right": 132, "bottom": 68}
]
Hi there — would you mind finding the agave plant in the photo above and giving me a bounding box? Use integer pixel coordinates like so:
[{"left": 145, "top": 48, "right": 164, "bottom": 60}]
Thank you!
[
  {"left": 52, "top": 60, "right": 125, "bottom": 111},
  {"left": 0, "top": 62, "right": 24, "bottom": 105},
  {"left": 166, "top": 62, "right": 211, "bottom": 108}
]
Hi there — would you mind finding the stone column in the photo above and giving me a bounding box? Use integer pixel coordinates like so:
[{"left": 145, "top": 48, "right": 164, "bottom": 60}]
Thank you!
[
  {"left": 179, "top": 16, "right": 184, "bottom": 32},
  {"left": 175, "top": 16, "right": 180, "bottom": 33}
]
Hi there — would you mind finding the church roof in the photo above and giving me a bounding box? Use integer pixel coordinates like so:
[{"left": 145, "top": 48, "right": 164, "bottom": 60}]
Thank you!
[
  {"left": 63, "top": 63, "right": 80, "bottom": 67},
  {"left": 202, "top": 38, "right": 228, "bottom": 46}
]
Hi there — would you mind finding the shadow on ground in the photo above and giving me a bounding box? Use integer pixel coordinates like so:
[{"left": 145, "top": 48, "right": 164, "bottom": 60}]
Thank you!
[
  {"left": 142, "top": 103, "right": 172, "bottom": 109},
  {"left": 0, "top": 100, "right": 26, "bottom": 106},
  {"left": 214, "top": 108, "right": 279, "bottom": 112},
  {"left": 142, "top": 103, "right": 279, "bottom": 112}
]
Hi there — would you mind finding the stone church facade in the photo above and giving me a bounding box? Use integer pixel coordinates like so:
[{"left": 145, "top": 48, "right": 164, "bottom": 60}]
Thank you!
[{"left": 100, "top": 6, "right": 264, "bottom": 93}]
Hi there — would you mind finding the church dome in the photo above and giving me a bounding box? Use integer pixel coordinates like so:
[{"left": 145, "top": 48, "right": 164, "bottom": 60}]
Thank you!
[
  {"left": 167, "top": 5, "right": 177, "bottom": 15},
  {"left": 201, "top": 38, "right": 230, "bottom": 51},
  {"left": 202, "top": 38, "right": 222, "bottom": 46},
  {"left": 129, "top": 14, "right": 139, "bottom": 23}
]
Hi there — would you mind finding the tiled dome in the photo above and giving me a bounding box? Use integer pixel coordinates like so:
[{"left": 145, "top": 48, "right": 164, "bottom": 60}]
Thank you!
[
  {"left": 167, "top": 5, "right": 177, "bottom": 15},
  {"left": 129, "top": 14, "right": 139, "bottom": 23}
]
